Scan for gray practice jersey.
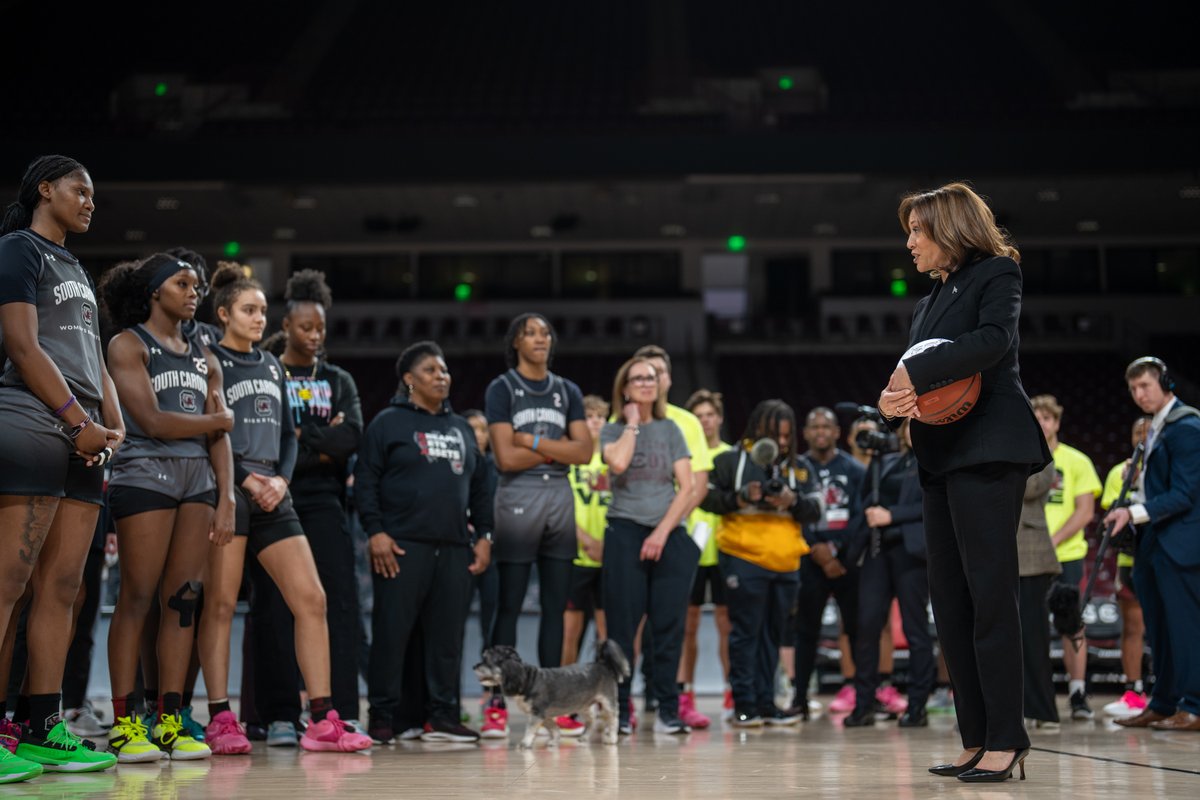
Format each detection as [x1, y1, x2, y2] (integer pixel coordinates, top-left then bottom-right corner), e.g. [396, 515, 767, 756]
[211, 342, 288, 476]
[485, 369, 582, 481]
[0, 230, 104, 403]
[115, 325, 211, 461]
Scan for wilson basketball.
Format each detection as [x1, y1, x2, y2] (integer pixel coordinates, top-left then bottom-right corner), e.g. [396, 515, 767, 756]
[916, 374, 981, 425]
[900, 338, 981, 425]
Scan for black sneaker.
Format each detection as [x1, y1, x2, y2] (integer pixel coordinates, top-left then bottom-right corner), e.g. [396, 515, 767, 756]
[651, 714, 690, 735]
[762, 706, 802, 726]
[898, 708, 928, 728]
[420, 718, 480, 743]
[730, 708, 763, 728]
[245, 723, 268, 742]
[1070, 690, 1094, 720]
[368, 715, 395, 745]
[842, 706, 875, 727]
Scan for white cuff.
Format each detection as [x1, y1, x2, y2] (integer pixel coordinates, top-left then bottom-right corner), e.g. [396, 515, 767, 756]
[1129, 503, 1150, 525]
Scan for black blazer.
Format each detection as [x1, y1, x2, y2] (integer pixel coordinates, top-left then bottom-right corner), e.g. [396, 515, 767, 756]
[898, 255, 1051, 477]
[843, 451, 925, 564]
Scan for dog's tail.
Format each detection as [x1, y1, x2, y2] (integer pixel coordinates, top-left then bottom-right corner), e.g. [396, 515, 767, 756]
[596, 640, 631, 681]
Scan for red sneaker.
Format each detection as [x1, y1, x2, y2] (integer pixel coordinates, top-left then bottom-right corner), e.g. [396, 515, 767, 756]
[722, 688, 734, 722]
[556, 715, 586, 737]
[480, 707, 508, 739]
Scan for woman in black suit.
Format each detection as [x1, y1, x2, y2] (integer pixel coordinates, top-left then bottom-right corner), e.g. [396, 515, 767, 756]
[878, 183, 1051, 783]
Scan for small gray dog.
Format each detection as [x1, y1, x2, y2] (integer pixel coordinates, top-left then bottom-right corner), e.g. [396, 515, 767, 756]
[474, 640, 630, 748]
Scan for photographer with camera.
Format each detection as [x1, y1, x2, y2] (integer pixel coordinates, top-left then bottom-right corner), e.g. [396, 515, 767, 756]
[842, 419, 935, 728]
[791, 407, 865, 716]
[702, 400, 823, 726]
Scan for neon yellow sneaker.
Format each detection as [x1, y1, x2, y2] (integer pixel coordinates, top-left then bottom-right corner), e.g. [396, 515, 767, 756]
[106, 715, 163, 763]
[17, 722, 117, 772]
[152, 713, 212, 760]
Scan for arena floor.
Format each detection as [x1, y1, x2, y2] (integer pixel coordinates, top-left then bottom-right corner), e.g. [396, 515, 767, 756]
[8, 695, 1199, 798]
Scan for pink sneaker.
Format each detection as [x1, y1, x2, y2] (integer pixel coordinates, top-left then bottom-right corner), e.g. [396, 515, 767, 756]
[204, 711, 253, 755]
[0, 719, 21, 754]
[1103, 691, 1148, 719]
[479, 707, 508, 739]
[555, 715, 586, 737]
[828, 684, 857, 713]
[876, 685, 908, 716]
[678, 692, 711, 729]
[722, 688, 734, 722]
[301, 710, 372, 752]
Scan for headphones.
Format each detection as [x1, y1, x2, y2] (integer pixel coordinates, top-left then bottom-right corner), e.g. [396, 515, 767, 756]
[1127, 356, 1175, 393]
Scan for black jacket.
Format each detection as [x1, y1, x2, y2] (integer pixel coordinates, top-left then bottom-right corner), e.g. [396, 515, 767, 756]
[899, 255, 1052, 476]
[844, 451, 925, 565]
[701, 447, 824, 524]
[289, 361, 363, 499]
[354, 396, 494, 547]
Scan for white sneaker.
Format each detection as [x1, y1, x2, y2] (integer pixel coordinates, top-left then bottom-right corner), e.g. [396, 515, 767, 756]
[1103, 691, 1148, 719]
[64, 704, 109, 738]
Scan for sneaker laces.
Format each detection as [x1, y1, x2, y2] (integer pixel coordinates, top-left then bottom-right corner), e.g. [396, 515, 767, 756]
[46, 722, 95, 751]
[157, 714, 185, 747]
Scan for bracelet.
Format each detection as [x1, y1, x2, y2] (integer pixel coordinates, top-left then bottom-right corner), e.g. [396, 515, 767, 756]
[54, 395, 77, 418]
[532, 434, 541, 452]
[628, 425, 640, 436]
[67, 416, 91, 441]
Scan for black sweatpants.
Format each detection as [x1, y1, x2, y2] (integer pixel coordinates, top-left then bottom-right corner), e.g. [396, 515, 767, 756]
[853, 541, 934, 711]
[251, 493, 363, 722]
[720, 553, 799, 714]
[368, 539, 472, 725]
[794, 553, 858, 699]
[493, 558, 571, 667]
[601, 518, 698, 724]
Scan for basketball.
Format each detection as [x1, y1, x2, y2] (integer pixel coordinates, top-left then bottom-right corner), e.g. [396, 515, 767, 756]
[900, 338, 981, 425]
[916, 373, 981, 425]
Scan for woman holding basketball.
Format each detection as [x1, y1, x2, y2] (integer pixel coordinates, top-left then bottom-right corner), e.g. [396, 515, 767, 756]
[878, 183, 1050, 783]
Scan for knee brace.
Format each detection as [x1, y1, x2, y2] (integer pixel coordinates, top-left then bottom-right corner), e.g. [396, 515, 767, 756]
[167, 581, 203, 628]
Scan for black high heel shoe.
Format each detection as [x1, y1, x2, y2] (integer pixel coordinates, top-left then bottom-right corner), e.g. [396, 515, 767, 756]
[957, 748, 1030, 782]
[928, 748, 984, 777]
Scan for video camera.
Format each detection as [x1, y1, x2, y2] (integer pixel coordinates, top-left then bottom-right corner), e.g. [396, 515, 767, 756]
[748, 437, 787, 497]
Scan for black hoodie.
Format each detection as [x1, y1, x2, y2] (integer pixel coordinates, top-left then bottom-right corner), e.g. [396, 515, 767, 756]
[354, 395, 494, 547]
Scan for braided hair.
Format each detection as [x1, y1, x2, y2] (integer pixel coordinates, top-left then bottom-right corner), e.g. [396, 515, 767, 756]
[1, 155, 88, 235]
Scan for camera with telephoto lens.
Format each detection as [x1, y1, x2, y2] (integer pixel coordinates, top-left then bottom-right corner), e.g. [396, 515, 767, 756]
[763, 468, 786, 497]
[855, 427, 899, 455]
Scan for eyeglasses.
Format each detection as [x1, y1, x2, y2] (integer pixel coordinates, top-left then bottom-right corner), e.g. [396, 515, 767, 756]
[627, 375, 657, 385]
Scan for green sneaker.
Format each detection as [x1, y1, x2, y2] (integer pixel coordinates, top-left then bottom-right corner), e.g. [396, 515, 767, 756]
[107, 715, 164, 763]
[152, 713, 211, 760]
[0, 746, 43, 784]
[15, 722, 117, 772]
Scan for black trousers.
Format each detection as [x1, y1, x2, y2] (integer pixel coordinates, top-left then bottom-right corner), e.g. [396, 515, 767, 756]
[472, 562, 499, 654]
[1018, 573, 1058, 723]
[368, 539, 472, 724]
[923, 462, 1030, 752]
[493, 558, 572, 668]
[250, 493, 363, 722]
[794, 554, 858, 698]
[853, 540, 935, 711]
[601, 518, 697, 723]
[720, 553, 799, 713]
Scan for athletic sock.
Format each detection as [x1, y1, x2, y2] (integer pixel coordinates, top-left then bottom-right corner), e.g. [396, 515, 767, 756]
[29, 694, 61, 736]
[1130, 680, 1144, 694]
[161, 692, 183, 718]
[309, 697, 333, 723]
[182, 690, 194, 708]
[1069, 679, 1086, 696]
[112, 693, 137, 720]
[208, 699, 231, 719]
[14, 696, 30, 724]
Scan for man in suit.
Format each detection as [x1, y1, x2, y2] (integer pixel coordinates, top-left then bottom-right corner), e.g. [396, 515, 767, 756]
[1106, 357, 1200, 731]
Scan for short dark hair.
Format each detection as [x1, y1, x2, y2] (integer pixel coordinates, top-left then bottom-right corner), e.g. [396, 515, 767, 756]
[462, 408, 486, 422]
[396, 340, 444, 393]
[686, 388, 723, 417]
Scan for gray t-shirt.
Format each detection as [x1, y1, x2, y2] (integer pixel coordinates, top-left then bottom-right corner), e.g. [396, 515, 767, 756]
[600, 418, 690, 528]
[0, 230, 104, 403]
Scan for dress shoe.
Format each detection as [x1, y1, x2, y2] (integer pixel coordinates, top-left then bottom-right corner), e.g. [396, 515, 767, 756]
[1149, 711, 1200, 731]
[1114, 708, 1171, 728]
[898, 708, 927, 728]
[958, 748, 1029, 783]
[928, 748, 984, 777]
[842, 706, 875, 728]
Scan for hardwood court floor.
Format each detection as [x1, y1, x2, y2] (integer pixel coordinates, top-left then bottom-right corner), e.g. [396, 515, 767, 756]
[8, 696, 1199, 799]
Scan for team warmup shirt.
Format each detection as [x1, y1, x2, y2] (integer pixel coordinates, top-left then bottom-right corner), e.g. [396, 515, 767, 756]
[210, 342, 296, 482]
[0, 229, 104, 403]
[115, 324, 210, 460]
[183, 318, 224, 349]
[484, 368, 585, 480]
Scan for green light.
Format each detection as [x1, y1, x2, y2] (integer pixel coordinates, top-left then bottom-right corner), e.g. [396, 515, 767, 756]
[727, 235, 746, 252]
[155, 82, 168, 97]
[778, 76, 794, 91]
[223, 241, 241, 258]
[454, 283, 472, 302]
[890, 279, 908, 297]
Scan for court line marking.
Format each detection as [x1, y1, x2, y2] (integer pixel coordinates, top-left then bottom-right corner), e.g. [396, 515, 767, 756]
[1032, 746, 1200, 776]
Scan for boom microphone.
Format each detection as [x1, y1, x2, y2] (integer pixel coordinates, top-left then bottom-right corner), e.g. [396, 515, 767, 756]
[835, 402, 883, 419]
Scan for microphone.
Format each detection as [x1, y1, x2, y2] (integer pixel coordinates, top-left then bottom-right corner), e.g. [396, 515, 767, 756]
[835, 402, 883, 418]
[749, 437, 779, 468]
